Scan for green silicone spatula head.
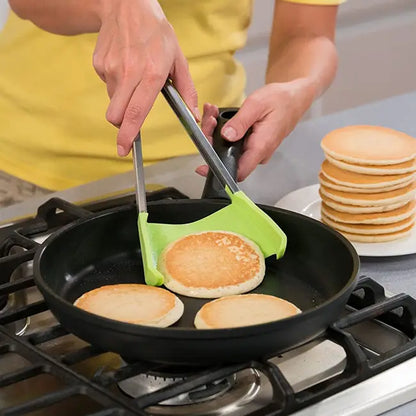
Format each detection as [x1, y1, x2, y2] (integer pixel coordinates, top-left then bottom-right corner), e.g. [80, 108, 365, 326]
[134, 81, 287, 286]
[138, 187, 286, 286]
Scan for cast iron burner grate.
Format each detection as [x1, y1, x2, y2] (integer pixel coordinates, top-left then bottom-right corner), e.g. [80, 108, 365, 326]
[0, 188, 188, 310]
[0, 196, 416, 416]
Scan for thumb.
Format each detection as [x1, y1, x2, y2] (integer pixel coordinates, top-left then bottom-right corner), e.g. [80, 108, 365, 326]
[221, 96, 264, 142]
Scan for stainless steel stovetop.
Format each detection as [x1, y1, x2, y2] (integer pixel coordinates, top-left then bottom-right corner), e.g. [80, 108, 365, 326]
[1, 190, 416, 416]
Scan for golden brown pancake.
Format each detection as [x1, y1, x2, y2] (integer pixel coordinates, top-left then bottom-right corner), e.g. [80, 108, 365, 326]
[158, 231, 265, 298]
[320, 159, 414, 188]
[321, 213, 415, 235]
[319, 182, 416, 207]
[325, 154, 416, 175]
[321, 200, 416, 225]
[74, 284, 183, 327]
[319, 173, 413, 194]
[318, 126, 416, 243]
[194, 294, 301, 329]
[336, 224, 414, 243]
[321, 126, 416, 165]
[320, 191, 409, 213]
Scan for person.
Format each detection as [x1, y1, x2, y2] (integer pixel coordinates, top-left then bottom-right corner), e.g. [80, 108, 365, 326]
[0, 0, 342, 207]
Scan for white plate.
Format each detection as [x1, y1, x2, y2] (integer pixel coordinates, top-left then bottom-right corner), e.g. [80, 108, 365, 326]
[275, 184, 416, 257]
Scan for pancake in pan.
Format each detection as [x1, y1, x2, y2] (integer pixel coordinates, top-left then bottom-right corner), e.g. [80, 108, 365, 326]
[158, 231, 265, 299]
[74, 284, 184, 327]
[194, 294, 301, 329]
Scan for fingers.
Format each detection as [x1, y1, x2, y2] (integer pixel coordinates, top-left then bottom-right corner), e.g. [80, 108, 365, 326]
[195, 165, 209, 177]
[92, 41, 107, 84]
[171, 50, 200, 121]
[201, 103, 219, 141]
[236, 121, 284, 181]
[116, 75, 164, 156]
[91, 4, 197, 157]
[202, 103, 219, 120]
[105, 79, 137, 128]
[93, 33, 143, 129]
[196, 104, 218, 177]
[237, 147, 267, 182]
[200, 98, 278, 181]
[221, 95, 266, 142]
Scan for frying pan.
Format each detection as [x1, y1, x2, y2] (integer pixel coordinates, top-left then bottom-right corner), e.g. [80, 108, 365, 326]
[33, 111, 359, 366]
[133, 82, 287, 287]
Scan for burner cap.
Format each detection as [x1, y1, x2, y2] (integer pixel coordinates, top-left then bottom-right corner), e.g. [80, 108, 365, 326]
[118, 366, 261, 415]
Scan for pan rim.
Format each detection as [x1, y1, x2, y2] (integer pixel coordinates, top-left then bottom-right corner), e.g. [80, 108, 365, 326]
[33, 200, 360, 339]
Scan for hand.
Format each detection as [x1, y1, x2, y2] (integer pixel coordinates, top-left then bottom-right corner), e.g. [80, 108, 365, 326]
[197, 79, 314, 181]
[93, 0, 199, 156]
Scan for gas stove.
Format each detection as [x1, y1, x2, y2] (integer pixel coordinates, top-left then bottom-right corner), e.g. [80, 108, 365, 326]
[1, 191, 416, 416]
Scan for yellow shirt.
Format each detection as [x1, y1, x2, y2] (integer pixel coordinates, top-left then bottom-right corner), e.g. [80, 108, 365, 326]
[0, 0, 343, 190]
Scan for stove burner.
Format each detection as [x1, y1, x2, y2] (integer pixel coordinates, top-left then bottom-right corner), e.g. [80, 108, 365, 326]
[119, 371, 234, 405]
[118, 367, 261, 415]
[2, 196, 416, 416]
[0, 246, 31, 336]
[1, 291, 30, 336]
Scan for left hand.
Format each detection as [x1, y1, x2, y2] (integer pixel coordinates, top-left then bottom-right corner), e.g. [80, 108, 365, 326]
[197, 78, 315, 181]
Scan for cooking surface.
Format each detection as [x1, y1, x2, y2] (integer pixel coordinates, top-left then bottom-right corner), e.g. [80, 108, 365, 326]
[1, 91, 416, 415]
[2, 262, 416, 416]
[0, 201, 415, 416]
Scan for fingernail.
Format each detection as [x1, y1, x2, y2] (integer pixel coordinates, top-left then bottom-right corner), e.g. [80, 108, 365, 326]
[222, 126, 237, 141]
[117, 145, 127, 157]
[194, 107, 201, 122]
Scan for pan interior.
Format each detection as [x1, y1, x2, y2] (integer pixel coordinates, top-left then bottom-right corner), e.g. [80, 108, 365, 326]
[59, 251, 326, 329]
[37, 202, 356, 329]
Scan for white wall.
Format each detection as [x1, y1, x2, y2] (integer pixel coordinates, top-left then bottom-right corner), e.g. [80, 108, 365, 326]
[235, 0, 416, 117]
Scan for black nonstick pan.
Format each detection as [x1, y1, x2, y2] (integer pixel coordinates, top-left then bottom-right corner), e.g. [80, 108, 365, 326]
[33, 110, 359, 366]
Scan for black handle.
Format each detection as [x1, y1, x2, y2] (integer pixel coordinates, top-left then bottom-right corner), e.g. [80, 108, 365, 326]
[162, 82, 240, 194]
[202, 108, 245, 199]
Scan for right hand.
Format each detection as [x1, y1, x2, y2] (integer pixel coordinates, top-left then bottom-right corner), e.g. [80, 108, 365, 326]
[93, 0, 199, 156]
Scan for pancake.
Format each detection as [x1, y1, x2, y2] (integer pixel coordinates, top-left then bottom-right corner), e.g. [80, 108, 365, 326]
[74, 284, 184, 327]
[320, 191, 409, 213]
[194, 294, 301, 329]
[321, 200, 416, 225]
[321, 213, 415, 235]
[319, 182, 416, 207]
[325, 154, 416, 175]
[319, 173, 414, 194]
[320, 159, 414, 188]
[158, 231, 266, 298]
[321, 126, 416, 165]
[337, 224, 414, 243]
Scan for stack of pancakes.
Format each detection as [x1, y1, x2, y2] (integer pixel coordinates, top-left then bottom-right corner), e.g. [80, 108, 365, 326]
[319, 126, 416, 242]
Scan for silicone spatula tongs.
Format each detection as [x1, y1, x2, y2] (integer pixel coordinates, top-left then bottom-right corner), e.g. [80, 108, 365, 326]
[132, 80, 287, 286]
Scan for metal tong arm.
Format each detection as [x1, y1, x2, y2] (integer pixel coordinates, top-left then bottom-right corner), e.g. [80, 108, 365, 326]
[132, 132, 148, 214]
[162, 80, 240, 194]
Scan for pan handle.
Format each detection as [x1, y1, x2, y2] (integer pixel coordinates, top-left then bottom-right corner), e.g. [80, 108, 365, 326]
[162, 81, 240, 195]
[201, 108, 246, 199]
